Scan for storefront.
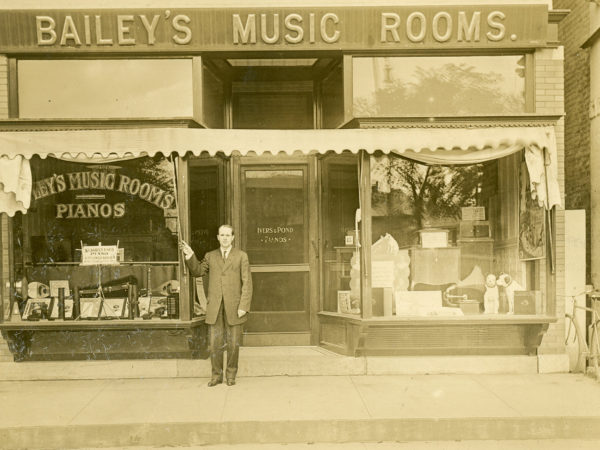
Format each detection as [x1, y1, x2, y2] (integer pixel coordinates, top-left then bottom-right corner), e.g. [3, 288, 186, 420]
[0, 1, 568, 361]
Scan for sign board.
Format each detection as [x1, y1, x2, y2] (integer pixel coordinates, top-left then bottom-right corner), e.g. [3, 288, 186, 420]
[371, 260, 394, 288]
[0, 5, 548, 53]
[80, 244, 120, 266]
[461, 206, 486, 221]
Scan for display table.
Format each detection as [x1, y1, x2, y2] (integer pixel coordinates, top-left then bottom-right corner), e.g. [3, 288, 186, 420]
[0, 317, 208, 361]
[318, 311, 556, 357]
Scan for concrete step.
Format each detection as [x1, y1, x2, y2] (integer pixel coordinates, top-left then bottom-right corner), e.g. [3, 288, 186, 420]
[4, 416, 600, 450]
[2, 374, 600, 450]
[0, 338, 13, 361]
[78, 441, 600, 450]
[0, 346, 546, 381]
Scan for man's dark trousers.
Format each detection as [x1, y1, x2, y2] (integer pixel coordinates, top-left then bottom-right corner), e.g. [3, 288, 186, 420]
[210, 301, 242, 381]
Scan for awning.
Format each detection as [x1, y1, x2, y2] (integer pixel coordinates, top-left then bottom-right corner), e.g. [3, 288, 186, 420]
[0, 126, 561, 216]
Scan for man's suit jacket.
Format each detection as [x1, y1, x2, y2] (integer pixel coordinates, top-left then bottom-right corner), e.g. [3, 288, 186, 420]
[186, 248, 252, 326]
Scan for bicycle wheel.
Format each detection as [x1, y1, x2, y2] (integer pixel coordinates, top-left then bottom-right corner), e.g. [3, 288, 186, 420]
[566, 313, 586, 373]
[589, 321, 600, 381]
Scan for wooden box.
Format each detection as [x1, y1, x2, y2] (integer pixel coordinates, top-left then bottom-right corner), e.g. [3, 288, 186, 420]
[459, 221, 491, 239]
[458, 299, 481, 315]
[514, 291, 540, 315]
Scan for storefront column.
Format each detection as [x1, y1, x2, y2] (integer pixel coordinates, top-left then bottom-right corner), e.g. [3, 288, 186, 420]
[590, 7, 600, 288]
[359, 151, 372, 318]
[177, 156, 192, 321]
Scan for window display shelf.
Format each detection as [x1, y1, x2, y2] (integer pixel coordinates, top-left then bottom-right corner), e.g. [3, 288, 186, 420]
[319, 311, 557, 325]
[0, 316, 205, 331]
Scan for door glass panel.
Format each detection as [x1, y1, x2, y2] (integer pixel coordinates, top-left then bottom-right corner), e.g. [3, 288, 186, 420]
[189, 165, 221, 258]
[243, 169, 306, 265]
[252, 272, 308, 311]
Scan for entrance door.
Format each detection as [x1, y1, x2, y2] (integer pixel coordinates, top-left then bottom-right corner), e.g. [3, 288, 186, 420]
[235, 157, 316, 345]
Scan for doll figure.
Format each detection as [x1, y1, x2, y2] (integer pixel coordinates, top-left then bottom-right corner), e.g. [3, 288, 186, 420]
[496, 273, 524, 315]
[484, 273, 499, 314]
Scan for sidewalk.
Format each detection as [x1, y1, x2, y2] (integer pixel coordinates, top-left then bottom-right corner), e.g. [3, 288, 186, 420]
[2, 372, 600, 449]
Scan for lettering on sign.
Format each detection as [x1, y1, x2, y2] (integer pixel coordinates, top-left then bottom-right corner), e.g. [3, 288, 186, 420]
[10, 5, 546, 51]
[380, 10, 508, 43]
[56, 202, 125, 219]
[36, 12, 192, 46]
[32, 170, 175, 219]
[232, 13, 340, 45]
[256, 226, 295, 244]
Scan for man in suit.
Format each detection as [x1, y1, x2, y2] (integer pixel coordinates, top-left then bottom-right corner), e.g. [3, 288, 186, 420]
[180, 224, 252, 386]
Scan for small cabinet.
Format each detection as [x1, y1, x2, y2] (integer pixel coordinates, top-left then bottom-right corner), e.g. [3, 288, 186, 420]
[457, 238, 494, 279]
[409, 247, 461, 287]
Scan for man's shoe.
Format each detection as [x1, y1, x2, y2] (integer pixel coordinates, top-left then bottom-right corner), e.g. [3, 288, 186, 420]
[208, 378, 222, 387]
[226, 379, 236, 386]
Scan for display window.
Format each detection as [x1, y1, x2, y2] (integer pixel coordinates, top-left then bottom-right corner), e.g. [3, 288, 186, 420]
[348, 151, 545, 318]
[320, 154, 360, 314]
[11, 155, 181, 322]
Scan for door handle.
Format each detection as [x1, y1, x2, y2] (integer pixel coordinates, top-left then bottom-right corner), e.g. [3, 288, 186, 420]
[311, 240, 319, 259]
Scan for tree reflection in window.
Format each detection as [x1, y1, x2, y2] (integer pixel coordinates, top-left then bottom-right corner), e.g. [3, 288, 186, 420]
[354, 56, 526, 116]
[371, 154, 484, 247]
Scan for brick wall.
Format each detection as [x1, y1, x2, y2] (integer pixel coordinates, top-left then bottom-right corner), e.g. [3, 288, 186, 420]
[534, 45, 567, 353]
[555, 0, 591, 282]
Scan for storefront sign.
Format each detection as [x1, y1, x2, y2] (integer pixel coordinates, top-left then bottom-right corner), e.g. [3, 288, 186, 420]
[32, 170, 175, 219]
[32, 171, 175, 219]
[256, 226, 295, 244]
[0, 5, 548, 53]
[80, 244, 119, 266]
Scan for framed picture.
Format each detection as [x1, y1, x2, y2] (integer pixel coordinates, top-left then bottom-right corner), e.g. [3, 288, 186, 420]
[138, 296, 168, 318]
[519, 161, 546, 261]
[99, 298, 126, 318]
[22, 299, 50, 320]
[22, 298, 74, 320]
[80, 297, 102, 319]
[49, 280, 70, 297]
[337, 290, 352, 314]
[63, 299, 74, 319]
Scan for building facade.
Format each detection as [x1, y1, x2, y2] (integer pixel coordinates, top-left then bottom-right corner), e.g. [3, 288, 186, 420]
[0, 1, 570, 370]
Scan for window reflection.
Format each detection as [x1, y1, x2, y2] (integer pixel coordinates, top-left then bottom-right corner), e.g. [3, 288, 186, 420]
[353, 56, 526, 116]
[369, 153, 504, 318]
[27, 155, 179, 263]
[18, 59, 193, 119]
[371, 154, 485, 247]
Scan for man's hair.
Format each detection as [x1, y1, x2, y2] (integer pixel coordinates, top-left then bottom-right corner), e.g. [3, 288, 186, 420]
[218, 224, 234, 235]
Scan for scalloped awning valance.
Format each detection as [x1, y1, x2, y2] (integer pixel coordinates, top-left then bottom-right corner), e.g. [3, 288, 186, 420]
[0, 126, 561, 216]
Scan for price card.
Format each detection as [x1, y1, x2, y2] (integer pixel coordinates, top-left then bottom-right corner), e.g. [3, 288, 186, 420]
[80, 245, 119, 266]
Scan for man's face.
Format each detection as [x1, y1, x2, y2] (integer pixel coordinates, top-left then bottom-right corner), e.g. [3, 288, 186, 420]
[217, 226, 234, 249]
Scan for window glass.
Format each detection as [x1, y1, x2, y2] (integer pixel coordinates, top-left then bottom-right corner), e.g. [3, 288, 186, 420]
[18, 59, 193, 118]
[368, 153, 507, 317]
[242, 169, 306, 265]
[320, 156, 360, 313]
[321, 62, 344, 129]
[353, 56, 526, 116]
[27, 155, 179, 263]
[202, 65, 225, 128]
